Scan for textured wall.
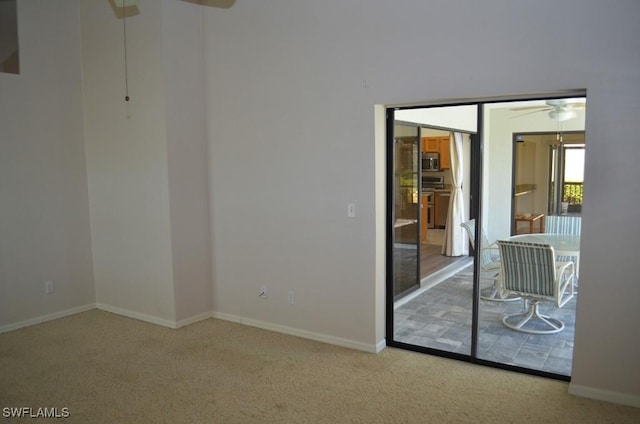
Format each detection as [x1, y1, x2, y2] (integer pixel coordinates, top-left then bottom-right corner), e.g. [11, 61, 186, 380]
[202, 0, 640, 401]
[0, 0, 95, 326]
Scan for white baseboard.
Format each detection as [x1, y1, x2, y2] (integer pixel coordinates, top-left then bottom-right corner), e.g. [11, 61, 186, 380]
[0, 303, 96, 334]
[1, 306, 383, 356]
[96, 303, 177, 329]
[375, 339, 387, 353]
[212, 311, 381, 353]
[175, 311, 213, 328]
[569, 383, 640, 408]
[95, 304, 211, 329]
[0, 302, 215, 333]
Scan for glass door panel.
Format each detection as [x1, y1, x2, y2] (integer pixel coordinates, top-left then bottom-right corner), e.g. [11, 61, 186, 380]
[389, 106, 477, 356]
[391, 124, 421, 300]
[477, 98, 585, 378]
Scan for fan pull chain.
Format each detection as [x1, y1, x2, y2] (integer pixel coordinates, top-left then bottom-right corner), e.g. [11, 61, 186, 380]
[123, 2, 130, 102]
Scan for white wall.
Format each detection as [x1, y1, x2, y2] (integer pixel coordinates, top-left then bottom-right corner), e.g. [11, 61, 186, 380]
[80, 0, 212, 325]
[81, 0, 175, 323]
[162, 0, 213, 323]
[201, 0, 640, 403]
[0, 0, 212, 330]
[204, 1, 379, 346]
[0, 0, 95, 327]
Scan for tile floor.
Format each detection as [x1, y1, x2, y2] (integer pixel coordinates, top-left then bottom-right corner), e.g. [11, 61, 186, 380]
[394, 263, 577, 376]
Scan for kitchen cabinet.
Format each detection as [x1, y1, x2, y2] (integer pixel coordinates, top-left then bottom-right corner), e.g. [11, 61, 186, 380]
[421, 136, 450, 170]
[422, 137, 440, 153]
[439, 139, 450, 170]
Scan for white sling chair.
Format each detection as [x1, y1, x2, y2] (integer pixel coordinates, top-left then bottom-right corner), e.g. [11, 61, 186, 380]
[497, 240, 575, 334]
[461, 219, 519, 302]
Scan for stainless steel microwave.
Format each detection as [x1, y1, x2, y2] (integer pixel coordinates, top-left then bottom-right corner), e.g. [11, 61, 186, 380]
[422, 152, 440, 171]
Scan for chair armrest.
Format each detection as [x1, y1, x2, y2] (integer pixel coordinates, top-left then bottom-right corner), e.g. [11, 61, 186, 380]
[555, 261, 575, 307]
[555, 260, 574, 278]
[481, 246, 500, 263]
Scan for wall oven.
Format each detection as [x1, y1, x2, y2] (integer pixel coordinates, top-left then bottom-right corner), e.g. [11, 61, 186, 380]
[422, 175, 444, 229]
[424, 191, 435, 229]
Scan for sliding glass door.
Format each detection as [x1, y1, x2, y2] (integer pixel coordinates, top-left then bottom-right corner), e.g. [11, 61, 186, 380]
[387, 93, 586, 380]
[476, 99, 584, 377]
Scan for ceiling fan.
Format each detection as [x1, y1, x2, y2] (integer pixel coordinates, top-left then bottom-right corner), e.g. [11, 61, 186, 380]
[510, 99, 586, 121]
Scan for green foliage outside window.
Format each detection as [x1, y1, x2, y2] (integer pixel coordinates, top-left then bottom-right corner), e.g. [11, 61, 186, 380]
[563, 183, 583, 205]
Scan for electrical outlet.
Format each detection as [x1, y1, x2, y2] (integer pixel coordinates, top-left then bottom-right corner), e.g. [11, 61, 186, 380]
[287, 291, 295, 305]
[45, 281, 54, 294]
[347, 202, 356, 218]
[259, 285, 267, 299]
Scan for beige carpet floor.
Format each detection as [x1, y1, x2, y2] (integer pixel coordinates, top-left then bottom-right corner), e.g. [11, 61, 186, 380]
[1, 309, 639, 423]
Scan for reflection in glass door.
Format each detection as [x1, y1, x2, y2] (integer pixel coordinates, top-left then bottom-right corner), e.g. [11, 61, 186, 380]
[388, 106, 477, 358]
[391, 123, 421, 300]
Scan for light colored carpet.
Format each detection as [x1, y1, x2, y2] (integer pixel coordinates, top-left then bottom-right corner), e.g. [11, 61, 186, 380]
[1, 310, 638, 423]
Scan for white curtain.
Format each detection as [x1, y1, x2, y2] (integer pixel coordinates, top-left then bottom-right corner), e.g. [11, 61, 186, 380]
[441, 132, 467, 256]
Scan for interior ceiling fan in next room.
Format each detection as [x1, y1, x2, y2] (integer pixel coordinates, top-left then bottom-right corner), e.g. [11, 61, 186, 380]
[510, 98, 586, 122]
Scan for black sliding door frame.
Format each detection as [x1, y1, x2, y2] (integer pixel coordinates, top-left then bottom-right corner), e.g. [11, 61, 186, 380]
[385, 92, 585, 382]
[385, 102, 481, 364]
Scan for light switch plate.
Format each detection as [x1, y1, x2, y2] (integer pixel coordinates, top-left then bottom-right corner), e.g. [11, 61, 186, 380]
[347, 203, 356, 218]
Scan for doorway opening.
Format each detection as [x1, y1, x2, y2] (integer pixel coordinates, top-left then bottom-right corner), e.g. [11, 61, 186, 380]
[386, 92, 586, 380]
[513, 131, 585, 236]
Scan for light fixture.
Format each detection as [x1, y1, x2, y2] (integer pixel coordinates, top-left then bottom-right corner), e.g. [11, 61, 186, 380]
[548, 109, 576, 122]
[112, 0, 139, 102]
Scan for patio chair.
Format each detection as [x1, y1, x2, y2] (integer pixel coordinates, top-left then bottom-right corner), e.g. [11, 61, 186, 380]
[497, 240, 575, 334]
[545, 214, 581, 283]
[461, 220, 519, 302]
[544, 215, 581, 235]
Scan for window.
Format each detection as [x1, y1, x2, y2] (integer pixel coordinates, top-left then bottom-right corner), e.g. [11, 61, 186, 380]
[0, 0, 19, 74]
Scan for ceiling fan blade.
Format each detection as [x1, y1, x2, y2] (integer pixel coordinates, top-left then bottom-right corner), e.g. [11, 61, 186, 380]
[509, 105, 549, 111]
[510, 109, 548, 119]
[546, 99, 586, 108]
[565, 102, 586, 109]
